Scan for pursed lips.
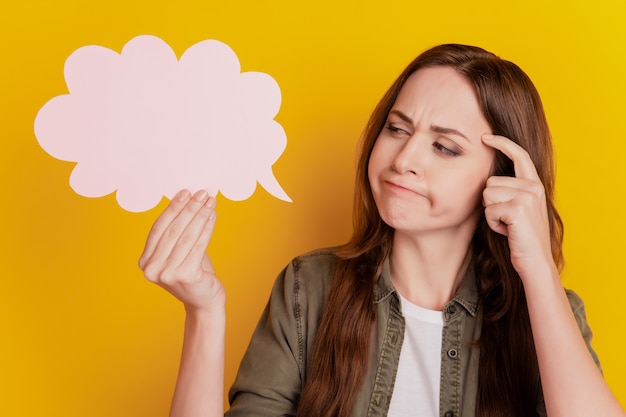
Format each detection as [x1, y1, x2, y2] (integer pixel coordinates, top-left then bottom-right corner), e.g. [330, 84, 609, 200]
[383, 180, 428, 199]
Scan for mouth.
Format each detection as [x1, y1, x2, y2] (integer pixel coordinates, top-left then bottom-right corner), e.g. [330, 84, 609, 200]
[384, 180, 427, 198]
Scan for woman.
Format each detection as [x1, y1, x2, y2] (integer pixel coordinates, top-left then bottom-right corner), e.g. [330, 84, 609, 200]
[139, 44, 624, 417]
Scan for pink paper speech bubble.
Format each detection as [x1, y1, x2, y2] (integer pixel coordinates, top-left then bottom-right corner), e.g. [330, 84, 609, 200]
[34, 35, 291, 212]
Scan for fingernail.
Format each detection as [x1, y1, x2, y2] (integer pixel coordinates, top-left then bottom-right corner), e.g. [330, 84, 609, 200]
[177, 190, 191, 201]
[205, 196, 216, 208]
[193, 190, 208, 201]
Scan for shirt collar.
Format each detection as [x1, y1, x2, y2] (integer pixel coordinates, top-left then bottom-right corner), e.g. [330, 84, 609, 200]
[374, 256, 480, 317]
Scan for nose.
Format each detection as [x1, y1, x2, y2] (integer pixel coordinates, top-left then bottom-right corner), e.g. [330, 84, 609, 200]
[391, 135, 426, 177]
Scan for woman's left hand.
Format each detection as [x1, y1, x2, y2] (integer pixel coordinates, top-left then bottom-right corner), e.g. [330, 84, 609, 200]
[481, 134, 557, 282]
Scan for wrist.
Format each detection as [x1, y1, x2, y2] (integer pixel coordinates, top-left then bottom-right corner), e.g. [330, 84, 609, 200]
[185, 302, 226, 324]
[520, 261, 563, 300]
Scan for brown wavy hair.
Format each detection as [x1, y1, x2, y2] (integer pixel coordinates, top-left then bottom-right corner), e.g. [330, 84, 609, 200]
[296, 44, 563, 417]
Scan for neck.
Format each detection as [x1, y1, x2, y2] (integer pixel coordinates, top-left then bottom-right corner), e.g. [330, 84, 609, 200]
[389, 229, 474, 311]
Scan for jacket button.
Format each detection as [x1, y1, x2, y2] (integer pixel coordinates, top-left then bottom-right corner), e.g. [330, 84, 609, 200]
[447, 305, 456, 314]
[444, 411, 454, 417]
[447, 348, 458, 359]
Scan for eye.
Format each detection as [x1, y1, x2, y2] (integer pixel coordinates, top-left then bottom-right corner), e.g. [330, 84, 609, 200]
[385, 124, 410, 137]
[433, 142, 459, 157]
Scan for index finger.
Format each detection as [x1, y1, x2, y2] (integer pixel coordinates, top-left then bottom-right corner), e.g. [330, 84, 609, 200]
[481, 134, 540, 180]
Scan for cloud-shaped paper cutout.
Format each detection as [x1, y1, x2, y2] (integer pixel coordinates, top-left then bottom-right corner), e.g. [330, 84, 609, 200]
[34, 35, 291, 212]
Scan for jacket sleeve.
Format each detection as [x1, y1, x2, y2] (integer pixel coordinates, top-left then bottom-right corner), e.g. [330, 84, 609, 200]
[535, 289, 602, 416]
[226, 260, 304, 417]
[226, 250, 336, 416]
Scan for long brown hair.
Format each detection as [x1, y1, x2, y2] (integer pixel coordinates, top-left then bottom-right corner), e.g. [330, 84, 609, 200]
[296, 44, 563, 417]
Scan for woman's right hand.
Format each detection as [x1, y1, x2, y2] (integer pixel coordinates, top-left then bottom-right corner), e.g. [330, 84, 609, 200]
[139, 189, 224, 313]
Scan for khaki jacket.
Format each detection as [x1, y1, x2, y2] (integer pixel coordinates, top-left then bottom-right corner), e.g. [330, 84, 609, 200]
[227, 248, 600, 416]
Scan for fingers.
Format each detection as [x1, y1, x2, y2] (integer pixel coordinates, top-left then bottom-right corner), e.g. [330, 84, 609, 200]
[484, 201, 511, 236]
[165, 195, 216, 266]
[481, 134, 539, 180]
[139, 190, 216, 274]
[150, 190, 215, 267]
[482, 178, 545, 207]
[175, 206, 217, 273]
[481, 135, 556, 279]
[139, 189, 192, 268]
[155, 214, 218, 289]
[483, 186, 542, 232]
[480, 135, 547, 237]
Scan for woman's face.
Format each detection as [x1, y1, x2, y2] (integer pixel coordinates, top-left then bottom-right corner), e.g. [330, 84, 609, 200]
[368, 66, 496, 238]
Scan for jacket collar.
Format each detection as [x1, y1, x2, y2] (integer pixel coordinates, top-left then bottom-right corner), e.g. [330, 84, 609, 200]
[374, 256, 480, 317]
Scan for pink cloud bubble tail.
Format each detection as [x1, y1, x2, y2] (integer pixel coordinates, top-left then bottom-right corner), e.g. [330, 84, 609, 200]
[34, 35, 291, 212]
[259, 168, 292, 203]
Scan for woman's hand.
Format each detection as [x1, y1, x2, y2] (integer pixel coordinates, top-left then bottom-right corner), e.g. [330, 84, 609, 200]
[481, 134, 556, 282]
[138, 189, 224, 313]
[482, 135, 625, 417]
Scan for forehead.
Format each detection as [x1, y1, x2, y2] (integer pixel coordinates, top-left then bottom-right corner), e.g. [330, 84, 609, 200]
[391, 66, 491, 139]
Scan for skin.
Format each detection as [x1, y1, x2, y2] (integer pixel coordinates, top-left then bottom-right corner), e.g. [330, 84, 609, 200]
[139, 190, 224, 417]
[368, 67, 496, 309]
[481, 134, 623, 417]
[139, 66, 625, 417]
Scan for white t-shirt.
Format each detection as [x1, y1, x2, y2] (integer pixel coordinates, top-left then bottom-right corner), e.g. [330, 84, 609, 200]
[387, 294, 444, 417]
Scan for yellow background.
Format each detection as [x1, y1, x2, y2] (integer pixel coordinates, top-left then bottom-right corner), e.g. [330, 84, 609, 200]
[1, 0, 625, 415]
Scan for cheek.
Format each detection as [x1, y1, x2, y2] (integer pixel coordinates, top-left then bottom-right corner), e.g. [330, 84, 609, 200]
[465, 150, 495, 188]
[437, 165, 489, 206]
[461, 169, 490, 206]
[367, 157, 375, 189]
[483, 148, 498, 176]
[367, 141, 384, 180]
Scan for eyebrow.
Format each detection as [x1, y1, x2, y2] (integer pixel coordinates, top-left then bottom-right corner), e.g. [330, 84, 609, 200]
[388, 109, 470, 142]
[430, 125, 470, 142]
